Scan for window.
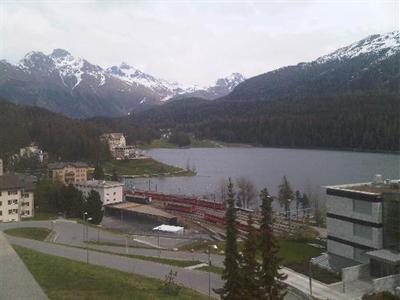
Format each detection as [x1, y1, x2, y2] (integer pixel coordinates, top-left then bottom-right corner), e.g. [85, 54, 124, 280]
[0, 211, 2, 216]
[8, 191, 18, 195]
[0, 201, 2, 206]
[353, 199, 372, 215]
[354, 223, 372, 240]
[22, 192, 29, 198]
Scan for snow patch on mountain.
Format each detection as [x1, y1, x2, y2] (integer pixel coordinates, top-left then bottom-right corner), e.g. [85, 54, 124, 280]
[317, 31, 400, 63]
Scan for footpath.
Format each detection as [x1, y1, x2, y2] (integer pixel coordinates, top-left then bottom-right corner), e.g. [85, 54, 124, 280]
[0, 232, 48, 300]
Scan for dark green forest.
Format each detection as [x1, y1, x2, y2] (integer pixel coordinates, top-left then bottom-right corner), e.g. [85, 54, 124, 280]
[0, 99, 158, 163]
[134, 90, 400, 152]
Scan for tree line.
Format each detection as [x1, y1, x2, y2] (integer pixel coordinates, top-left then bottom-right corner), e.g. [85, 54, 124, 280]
[34, 178, 103, 224]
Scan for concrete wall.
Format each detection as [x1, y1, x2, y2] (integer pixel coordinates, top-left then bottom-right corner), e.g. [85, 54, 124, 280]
[326, 194, 382, 223]
[328, 239, 354, 261]
[342, 264, 370, 282]
[373, 274, 400, 293]
[327, 217, 383, 249]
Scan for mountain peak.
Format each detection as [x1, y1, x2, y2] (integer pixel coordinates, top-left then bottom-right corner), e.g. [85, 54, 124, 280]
[50, 49, 71, 58]
[316, 31, 400, 63]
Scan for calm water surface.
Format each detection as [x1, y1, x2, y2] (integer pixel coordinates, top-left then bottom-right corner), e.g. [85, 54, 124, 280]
[125, 147, 399, 206]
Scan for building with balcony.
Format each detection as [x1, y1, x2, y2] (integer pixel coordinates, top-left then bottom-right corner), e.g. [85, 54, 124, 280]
[325, 176, 400, 278]
[48, 162, 88, 185]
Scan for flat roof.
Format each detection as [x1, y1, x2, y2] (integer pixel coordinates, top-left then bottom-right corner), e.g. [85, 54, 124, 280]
[366, 249, 400, 265]
[109, 202, 175, 219]
[326, 180, 400, 195]
[76, 180, 123, 189]
[153, 224, 184, 233]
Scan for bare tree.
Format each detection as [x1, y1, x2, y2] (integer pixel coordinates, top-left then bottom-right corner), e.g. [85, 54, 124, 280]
[236, 177, 257, 209]
[216, 178, 229, 205]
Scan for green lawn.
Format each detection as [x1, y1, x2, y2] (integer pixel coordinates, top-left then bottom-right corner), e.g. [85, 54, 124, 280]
[13, 245, 208, 300]
[198, 265, 224, 274]
[22, 212, 58, 221]
[181, 239, 339, 283]
[4, 227, 52, 241]
[85, 240, 156, 249]
[103, 158, 194, 176]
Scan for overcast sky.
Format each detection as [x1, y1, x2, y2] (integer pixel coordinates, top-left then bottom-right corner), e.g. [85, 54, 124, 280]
[0, 0, 398, 86]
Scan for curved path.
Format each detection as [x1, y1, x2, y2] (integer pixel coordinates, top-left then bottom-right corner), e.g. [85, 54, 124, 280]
[1, 220, 348, 299]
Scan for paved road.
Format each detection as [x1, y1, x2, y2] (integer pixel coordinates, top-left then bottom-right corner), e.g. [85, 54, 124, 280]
[0, 232, 48, 300]
[1, 220, 346, 299]
[8, 235, 224, 298]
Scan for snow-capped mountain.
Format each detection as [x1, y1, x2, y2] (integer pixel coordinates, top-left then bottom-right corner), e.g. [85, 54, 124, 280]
[0, 49, 244, 116]
[171, 72, 246, 100]
[226, 31, 400, 102]
[316, 31, 400, 64]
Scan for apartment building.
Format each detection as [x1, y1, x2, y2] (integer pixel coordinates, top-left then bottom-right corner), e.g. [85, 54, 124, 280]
[75, 180, 123, 205]
[48, 162, 88, 185]
[0, 173, 35, 222]
[326, 176, 400, 277]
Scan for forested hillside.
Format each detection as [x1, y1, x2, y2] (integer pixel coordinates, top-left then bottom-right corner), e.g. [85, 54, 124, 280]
[134, 90, 399, 152]
[0, 99, 158, 162]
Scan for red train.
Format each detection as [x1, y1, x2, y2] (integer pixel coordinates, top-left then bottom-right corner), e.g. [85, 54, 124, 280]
[203, 212, 248, 231]
[126, 190, 225, 210]
[165, 203, 196, 214]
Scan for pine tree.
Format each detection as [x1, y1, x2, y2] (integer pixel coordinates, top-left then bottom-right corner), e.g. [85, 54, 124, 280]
[278, 176, 294, 218]
[218, 178, 243, 300]
[85, 190, 103, 224]
[259, 188, 287, 300]
[240, 213, 262, 299]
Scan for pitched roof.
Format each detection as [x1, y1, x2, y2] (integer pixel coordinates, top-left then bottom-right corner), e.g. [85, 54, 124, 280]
[48, 162, 88, 170]
[0, 173, 35, 191]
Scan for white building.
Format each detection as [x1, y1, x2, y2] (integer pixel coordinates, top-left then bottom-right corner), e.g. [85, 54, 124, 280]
[75, 180, 123, 206]
[19, 143, 47, 163]
[0, 163, 35, 222]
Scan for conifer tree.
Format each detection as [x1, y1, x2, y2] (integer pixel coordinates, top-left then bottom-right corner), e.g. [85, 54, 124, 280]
[278, 176, 294, 218]
[85, 190, 103, 225]
[218, 178, 242, 300]
[259, 188, 287, 300]
[240, 213, 262, 299]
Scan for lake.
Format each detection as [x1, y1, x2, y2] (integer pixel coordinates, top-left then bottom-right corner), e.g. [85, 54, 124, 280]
[125, 147, 400, 208]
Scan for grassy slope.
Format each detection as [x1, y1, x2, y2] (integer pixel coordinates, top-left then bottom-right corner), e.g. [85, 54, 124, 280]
[22, 212, 58, 221]
[4, 227, 52, 241]
[103, 158, 194, 176]
[14, 245, 208, 300]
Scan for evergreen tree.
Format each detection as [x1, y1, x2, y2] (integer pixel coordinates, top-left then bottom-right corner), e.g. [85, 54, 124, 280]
[85, 190, 103, 224]
[295, 190, 301, 219]
[278, 176, 294, 218]
[301, 193, 310, 217]
[259, 188, 287, 299]
[93, 163, 105, 180]
[111, 168, 119, 181]
[218, 178, 242, 300]
[240, 213, 262, 299]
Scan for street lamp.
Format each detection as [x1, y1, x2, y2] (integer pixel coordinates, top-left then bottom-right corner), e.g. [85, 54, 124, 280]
[82, 212, 88, 241]
[309, 257, 315, 296]
[86, 217, 93, 264]
[208, 244, 218, 299]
